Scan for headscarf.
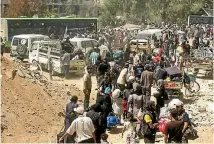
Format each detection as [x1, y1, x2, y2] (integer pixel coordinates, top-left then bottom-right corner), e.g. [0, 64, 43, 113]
[112, 89, 121, 99]
[128, 76, 135, 82]
[144, 64, 150, 71]
[90, 103, 102, 113]
[145, 100, 156, 111]
[133, 83, 142, 95]
[105, 87, 111, 94]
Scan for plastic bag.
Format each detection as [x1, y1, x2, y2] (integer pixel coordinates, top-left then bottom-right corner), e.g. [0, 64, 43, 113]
[112, 102, 121, 115]
[159, 106, 170, 119]
[158, 120, 167, 134]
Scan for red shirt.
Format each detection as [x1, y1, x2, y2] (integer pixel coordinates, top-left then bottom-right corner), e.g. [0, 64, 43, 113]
[122, 100, 128, 111]
[155, 55, 161, 62]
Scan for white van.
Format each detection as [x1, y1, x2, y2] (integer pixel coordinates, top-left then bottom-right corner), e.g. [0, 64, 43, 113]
[10, 34, 50, 60]
[129, 29, 162, 53]
[130, 29, 162, 44]
[69, 38, 99, 54]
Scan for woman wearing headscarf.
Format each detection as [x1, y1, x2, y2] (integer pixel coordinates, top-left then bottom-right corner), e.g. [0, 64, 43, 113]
[96, 87, 111, 106]
[100, 90, 113, 130]
[86, 103, 104, 143]
[112, 89, 123, 123]
[128, 83, 143, 117]
[153, 79, 168, 120]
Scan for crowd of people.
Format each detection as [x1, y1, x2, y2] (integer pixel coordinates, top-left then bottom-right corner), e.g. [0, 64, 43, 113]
[56, 23, 213, 144]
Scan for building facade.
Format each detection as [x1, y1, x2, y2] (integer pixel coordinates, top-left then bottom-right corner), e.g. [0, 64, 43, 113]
[1, 0, 10, 17]
[46, 0, 101, 17]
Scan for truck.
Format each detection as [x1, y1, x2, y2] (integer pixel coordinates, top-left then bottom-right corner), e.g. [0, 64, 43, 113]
[29, 40, 85, 75]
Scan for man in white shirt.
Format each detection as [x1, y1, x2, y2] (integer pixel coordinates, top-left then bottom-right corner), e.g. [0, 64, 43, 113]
[59, 106, 96, 143]
[117, 65, 128, 91]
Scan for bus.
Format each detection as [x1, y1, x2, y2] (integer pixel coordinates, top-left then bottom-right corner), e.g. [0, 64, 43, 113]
[0, 18, 98, 41]
[187, 15, 213, 26]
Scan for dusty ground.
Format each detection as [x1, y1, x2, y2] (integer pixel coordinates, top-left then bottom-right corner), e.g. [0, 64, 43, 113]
[1, 54, 214, 143]
[1, 57, 84, 143]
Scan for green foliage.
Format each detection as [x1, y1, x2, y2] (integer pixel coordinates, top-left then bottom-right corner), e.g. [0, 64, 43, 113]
[99, 0, 209, 27]
[99, 0, 123, 27]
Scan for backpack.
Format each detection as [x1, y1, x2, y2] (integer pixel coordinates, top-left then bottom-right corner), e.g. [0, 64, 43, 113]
[140, 111, 156, 136]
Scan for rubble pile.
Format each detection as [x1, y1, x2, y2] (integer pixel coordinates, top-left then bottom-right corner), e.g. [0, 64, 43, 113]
[43, 83, 82, 101]
[12, 60, 84, 102]
[12, 60, 47, 84]
[185, 95, 213, 126]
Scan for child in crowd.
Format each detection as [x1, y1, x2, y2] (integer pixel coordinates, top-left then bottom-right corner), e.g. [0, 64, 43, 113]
[122, 113, 139, 144]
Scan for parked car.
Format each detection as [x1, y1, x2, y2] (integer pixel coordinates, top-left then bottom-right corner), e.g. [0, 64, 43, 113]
[129, 29, 162, 54]
[10, 34, 50, 60]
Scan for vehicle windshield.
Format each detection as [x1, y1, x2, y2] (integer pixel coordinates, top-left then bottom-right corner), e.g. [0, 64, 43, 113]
[31, 37, 50, 44]
[12, 38, 29, 46]
[135, 33, 151, 39]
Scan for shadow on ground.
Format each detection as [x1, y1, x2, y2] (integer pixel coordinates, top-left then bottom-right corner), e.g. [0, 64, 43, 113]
[108, 127, 123, 134]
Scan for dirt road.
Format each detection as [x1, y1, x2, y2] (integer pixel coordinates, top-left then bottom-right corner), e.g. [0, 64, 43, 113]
[42, 65, 214, 143]
[2, 54, 213, 143]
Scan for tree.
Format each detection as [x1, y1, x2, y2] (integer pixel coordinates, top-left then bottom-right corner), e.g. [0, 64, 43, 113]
[99, 0, 123, 27]
[3, 0, 49, 18]
[65, 0, 77, 16]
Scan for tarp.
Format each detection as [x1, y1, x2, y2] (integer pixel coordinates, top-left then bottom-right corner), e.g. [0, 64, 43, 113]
[165, 66, 182, 76]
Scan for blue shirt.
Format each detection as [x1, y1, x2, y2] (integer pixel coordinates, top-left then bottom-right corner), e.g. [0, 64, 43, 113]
[113, 50, 123, 59]
[90, 52, 99, 65]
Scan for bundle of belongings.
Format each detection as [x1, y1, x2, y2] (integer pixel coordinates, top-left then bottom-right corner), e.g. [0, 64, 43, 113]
[164, 66, 182, 81]
[107, 112, 120, 127]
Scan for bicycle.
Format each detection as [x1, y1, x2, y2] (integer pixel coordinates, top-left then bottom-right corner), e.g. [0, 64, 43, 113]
[184, 70, 200, 97]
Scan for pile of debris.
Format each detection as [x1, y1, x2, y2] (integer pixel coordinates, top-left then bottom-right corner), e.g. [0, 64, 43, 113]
[43, 83, 82, 101]
[12, 59, 47, 85]
[185, 96, 213, 126]
[11, 60, 84, 102]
